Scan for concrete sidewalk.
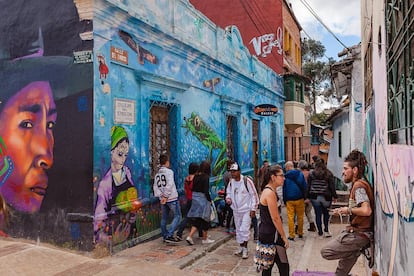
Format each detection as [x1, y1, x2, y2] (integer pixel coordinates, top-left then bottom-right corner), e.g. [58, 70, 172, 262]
[0, 226, 230, 276]
[0, 219, 368, 275]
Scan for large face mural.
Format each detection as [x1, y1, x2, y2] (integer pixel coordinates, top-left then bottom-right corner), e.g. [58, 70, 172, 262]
[0, 0, 93, 241]
[0, 81, 56, 213]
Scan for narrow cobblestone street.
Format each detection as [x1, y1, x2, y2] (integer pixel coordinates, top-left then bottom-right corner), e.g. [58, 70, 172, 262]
[0, 209, 367, 276]
[183, 209, 366, 275]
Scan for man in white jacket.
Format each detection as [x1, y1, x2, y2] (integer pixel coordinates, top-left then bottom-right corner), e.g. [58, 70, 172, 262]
[153, 154, 181, 243]
[225, 162, 259, 259]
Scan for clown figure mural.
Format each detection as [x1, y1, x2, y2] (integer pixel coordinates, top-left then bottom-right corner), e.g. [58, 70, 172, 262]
[94, 126, 141, 245]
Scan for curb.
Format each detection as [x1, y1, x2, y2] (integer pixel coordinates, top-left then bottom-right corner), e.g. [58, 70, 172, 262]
[176, 233, 233, 269]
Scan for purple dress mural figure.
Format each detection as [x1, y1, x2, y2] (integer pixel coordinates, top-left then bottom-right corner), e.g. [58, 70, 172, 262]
[94, 126, 141, 245]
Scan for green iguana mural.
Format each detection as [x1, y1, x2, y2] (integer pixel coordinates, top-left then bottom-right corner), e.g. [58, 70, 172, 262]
[182, 112, 227, 177]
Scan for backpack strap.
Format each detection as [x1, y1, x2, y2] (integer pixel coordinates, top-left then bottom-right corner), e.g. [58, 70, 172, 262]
[243, 176, 249, 193]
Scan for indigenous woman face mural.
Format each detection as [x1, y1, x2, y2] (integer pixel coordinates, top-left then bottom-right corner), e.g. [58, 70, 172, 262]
[0, 81, 56, 213]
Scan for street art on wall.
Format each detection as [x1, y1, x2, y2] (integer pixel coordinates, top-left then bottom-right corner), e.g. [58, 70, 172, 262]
[0, 138, 13, 191]
[94, 126, 142, 246]
[182, 112, 228, 178]
[0, 0, 93, 247]
[249, 27, 283, 58]
[119, 30, 157, 65]
[0, 79, 56, 214]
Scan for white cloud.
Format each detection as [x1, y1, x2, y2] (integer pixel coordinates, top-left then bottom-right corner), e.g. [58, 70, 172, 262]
[290, 0, 361, 38]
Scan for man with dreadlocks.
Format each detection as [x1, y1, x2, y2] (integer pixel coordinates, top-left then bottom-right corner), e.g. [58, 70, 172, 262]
[320, 149, 374, 276]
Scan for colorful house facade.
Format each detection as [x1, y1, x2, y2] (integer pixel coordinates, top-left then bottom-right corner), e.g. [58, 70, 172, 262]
[361, 0, 414, 274]
[0, 0, 284, 252]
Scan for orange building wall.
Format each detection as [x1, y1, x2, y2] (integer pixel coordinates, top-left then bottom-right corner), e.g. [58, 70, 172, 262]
[282, 0, 302, 74]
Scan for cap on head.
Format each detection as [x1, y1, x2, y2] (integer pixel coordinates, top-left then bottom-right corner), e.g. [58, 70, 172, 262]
[111, 126, 128, 150]
[229, 162, 240, 171]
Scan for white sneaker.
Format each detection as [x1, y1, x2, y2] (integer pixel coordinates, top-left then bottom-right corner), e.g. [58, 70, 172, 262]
[186, 236, 194, 245]
[242, 247, 249, 259]
[234, 247, 243, 256]
[324, 231, 332, 238]
[202, 238, 215, 244]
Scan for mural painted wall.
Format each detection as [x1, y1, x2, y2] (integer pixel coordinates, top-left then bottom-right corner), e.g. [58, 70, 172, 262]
[0, 0, 93, 248]
[190, 0, 284, 74]
[362, 0, 414, 274]
[93, 0, 284, 252]
[1, 0, 284, 253]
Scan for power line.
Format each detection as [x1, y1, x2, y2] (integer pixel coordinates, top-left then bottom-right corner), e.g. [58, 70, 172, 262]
[298, 0, 350, 52]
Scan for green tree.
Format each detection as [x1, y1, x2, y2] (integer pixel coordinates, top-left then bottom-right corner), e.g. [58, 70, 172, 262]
[301, 38, 335, 113]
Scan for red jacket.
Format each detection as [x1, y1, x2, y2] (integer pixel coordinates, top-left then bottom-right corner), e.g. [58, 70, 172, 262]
[184, 175, 194, 200]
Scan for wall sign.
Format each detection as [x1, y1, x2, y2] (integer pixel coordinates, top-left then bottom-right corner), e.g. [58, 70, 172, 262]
[253, 104, 278, 116]
[114, 98, 136, 124]
[110, 46, 128, 64]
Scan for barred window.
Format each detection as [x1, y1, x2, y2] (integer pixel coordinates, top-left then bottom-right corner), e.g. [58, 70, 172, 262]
[271, 122, 278, 162]
[226, 115, 238, 161]
[386, 0, 414, 145]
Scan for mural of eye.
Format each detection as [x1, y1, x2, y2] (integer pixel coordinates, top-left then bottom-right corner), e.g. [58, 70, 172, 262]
[194, 116, 201, 128]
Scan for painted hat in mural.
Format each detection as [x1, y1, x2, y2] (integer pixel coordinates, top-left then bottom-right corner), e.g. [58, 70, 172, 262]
[0, 56, 92, 111]
[229, 162, 241, 171]
[111, 126, 129, 150]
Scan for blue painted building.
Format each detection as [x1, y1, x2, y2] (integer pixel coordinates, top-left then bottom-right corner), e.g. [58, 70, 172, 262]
[93, 0, 285, 252]
[0, 0, 284, 252]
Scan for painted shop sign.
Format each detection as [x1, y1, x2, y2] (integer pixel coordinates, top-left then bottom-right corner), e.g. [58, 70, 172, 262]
[254, 104, 278, 116]
[110, 46, 128, 64]
[114, 98, 136, 125]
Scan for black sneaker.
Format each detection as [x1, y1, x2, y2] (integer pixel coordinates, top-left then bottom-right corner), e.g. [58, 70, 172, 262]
[165, 236, 179, 244]
[361, 242, 374, 268]
[288, 237, 295, 241]
[176, 235, 183, 241]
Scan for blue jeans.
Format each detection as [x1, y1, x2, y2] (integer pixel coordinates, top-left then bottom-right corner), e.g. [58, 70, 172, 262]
[160, 200, 182, 239]
[311, 196, 331, 235]
[176, 200, 190, 237]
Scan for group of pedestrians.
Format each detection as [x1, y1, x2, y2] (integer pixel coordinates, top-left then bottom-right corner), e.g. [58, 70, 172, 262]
[153, 149, 374, 276]
[282, 157, 337, 241]
[153, 155, 215, 245]
[153, 155, 260, 258]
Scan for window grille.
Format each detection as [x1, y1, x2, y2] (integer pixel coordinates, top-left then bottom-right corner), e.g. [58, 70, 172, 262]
[226, 116, 237, 160]
[386, 0, 414, 145]
[338, 131, 342, 158]
[149, 103, 173, 179]
[271, 122, 278, 162]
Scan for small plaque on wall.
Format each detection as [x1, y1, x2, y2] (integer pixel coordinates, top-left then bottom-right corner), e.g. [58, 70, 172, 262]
[73, 50, 93, 64]
[110, 46, 128, 64]
[114, 98, 136, 125]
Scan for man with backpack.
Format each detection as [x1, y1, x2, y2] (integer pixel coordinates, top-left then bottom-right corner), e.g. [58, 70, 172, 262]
[225, 162, 259, 259]
[283, 161, 307, 241]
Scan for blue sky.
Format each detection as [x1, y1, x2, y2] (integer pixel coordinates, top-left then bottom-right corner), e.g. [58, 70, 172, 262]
[290, 0, 361, 61]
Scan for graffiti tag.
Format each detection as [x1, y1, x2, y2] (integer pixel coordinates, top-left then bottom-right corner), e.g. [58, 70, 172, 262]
[249, 27, 283, 57]
[355, 102, 362, 113]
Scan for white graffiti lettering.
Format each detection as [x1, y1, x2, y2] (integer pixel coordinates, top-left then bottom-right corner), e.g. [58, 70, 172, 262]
[249, 27, 283, 57]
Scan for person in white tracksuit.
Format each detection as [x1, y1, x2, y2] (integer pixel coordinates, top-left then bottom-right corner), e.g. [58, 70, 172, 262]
[226, 162, 259, 259]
